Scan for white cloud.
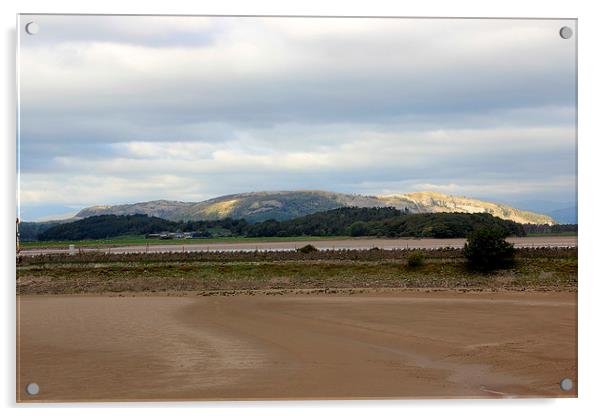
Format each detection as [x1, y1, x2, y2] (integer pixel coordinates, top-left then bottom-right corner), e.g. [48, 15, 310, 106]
[18, 124, 575, 209]
[17, 16, 577, 215]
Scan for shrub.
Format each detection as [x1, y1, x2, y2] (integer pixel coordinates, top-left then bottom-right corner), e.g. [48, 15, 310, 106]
[297, 244, 318, 254]
[407, 252, 425, 268]
[463, 227, 516, 271]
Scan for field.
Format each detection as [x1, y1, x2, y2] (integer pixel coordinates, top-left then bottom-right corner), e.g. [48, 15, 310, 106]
[20, 233, 577, 249]
[526, 231, 577, 237]
[20, 235, 352, 249]
[19, 236, 577, 258]
[17, 247, 577, 295]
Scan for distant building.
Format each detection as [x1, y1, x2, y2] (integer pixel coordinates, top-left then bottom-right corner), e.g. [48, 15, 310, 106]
[146, 231, 195, 240]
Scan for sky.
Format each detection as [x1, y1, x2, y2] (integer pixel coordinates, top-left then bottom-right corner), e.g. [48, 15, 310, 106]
[18, 15, 577, 221]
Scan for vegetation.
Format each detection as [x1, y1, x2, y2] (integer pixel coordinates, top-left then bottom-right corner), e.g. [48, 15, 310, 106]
[349, 221, 370, 237]
[246, 207, 405, 237]
[296, 244, 319, 253]
[20, 235, 351, 249]
[38, 215, 176, 241]
[463, 228, 516, 271]
[19, 220, 68, 241]
[407, 252, 425, 268]
[32, 208, 527, 242]
[18, 246, 577, 266]
[360, 212, 526, 238]
[16, 247, 577, 295]
[523, 223, 578, 235]
[245, 209, 525, 238]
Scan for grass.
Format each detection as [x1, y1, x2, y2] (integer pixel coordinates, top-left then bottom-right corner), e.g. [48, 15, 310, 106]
[526, 232, 577, 237]
[22, 233, 577, 249]
[17, 246, 578, 266]
[17, 249, 577, 295]
[20, 235, 353, 249]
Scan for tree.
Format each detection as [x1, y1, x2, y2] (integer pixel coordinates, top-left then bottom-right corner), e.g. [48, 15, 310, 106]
[463, 227, 516, 271]
[348, 221, 369, 237]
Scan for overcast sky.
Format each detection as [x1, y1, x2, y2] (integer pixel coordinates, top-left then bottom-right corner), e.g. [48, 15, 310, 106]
[18, 15, 576, 220]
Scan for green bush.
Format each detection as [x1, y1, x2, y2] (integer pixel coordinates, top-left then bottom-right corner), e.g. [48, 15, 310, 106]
[463, 228, 516, 271]
[297, 244, 319, 254]
[407, 252, 425, 268]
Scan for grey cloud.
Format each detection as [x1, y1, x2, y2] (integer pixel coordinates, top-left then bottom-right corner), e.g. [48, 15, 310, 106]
[17, 16, 577, 217]
[19, 15, 222, 47]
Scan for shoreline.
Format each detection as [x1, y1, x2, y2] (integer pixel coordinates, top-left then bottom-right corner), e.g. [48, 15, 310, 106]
[16, 286, 578, 298]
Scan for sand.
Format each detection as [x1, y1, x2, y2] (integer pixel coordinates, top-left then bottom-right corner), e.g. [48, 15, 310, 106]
[16, 291, 577, 402]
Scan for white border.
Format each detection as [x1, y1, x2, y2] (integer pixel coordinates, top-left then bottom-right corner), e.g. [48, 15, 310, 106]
[3, 1, 601, 415]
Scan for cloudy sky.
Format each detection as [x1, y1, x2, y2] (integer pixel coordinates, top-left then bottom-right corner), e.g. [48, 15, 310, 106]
[18, 15, 576, 220]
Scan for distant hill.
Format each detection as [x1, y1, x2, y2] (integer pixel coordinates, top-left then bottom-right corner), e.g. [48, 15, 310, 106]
[376, 192, 554, 225]
[71, 190, 554, 225]
[75, 199, 194, 220]
[545, 206, 577, 224]
[169, 191, 381, 222]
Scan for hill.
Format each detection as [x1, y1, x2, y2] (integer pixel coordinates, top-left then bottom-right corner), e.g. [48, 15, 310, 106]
[545, 206, 577, 224]
[376, 192, 554, 225]
[35, 208, 526, 241]
[75, 199, 194, 220]
[70, 190, 554, 225]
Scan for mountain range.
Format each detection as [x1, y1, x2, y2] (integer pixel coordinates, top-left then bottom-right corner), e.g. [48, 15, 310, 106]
[73, 191, 555, 225]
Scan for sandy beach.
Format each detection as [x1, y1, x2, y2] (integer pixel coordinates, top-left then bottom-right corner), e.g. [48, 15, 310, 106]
[17, 291, 577, 401]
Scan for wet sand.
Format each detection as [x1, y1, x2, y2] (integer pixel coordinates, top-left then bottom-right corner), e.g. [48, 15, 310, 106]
[17, 291, 577, 401]
[21, 236, 577, 256]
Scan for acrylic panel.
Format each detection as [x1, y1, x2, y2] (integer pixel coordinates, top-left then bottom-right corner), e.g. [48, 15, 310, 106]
[16, 15, 577, 402]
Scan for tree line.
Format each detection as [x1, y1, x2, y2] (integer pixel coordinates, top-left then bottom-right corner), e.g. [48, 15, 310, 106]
[35, 207, 530, 241]
[521, 223, 577, 234]
[37, 214, 177, 241]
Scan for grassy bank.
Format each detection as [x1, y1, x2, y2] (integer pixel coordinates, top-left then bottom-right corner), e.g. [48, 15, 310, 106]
[17, 248, 577, 295]
[21, 233, 577, 249]
[526, 232, 577, 237]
